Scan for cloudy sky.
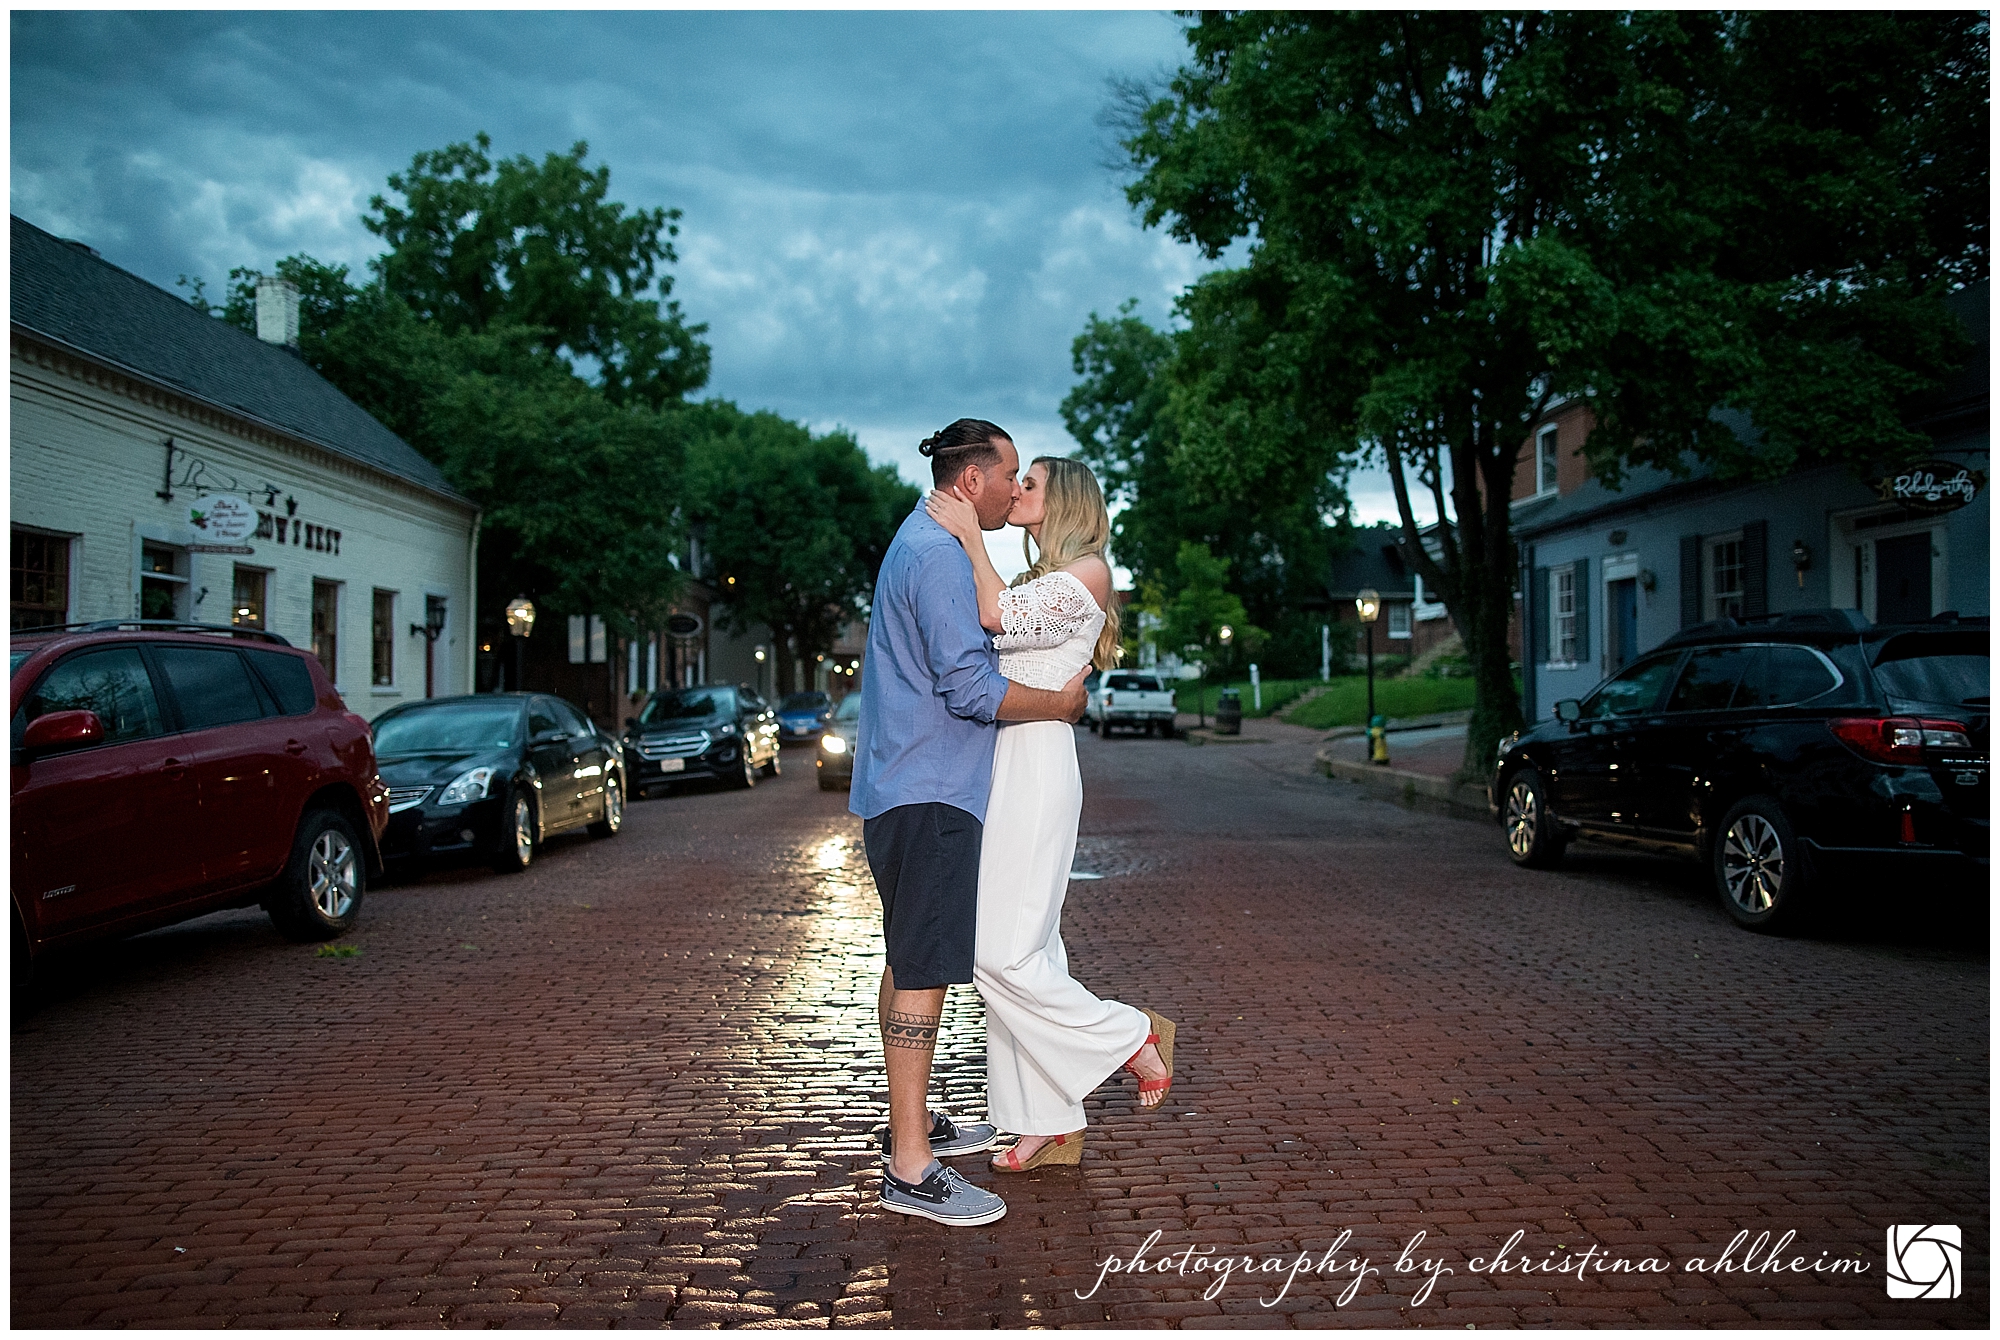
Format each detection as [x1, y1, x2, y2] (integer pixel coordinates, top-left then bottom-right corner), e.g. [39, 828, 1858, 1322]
[12, 10, 1409, 575]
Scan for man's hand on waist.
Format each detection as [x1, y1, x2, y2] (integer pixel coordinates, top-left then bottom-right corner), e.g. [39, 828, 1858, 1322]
[995, 666, 1091, 724]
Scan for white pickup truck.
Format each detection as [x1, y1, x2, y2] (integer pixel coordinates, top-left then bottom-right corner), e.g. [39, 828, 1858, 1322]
[1089, 670, 1178, 739]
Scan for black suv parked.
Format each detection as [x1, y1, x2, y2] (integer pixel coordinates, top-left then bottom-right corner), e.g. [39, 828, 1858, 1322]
[1491, 609, 1987, 931]
[622, 683, 780, 794]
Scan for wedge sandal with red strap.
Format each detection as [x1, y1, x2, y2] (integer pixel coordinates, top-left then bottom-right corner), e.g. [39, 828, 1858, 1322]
[1123, 1007, 1177, 1107]
[991, 1130, 1084, 1172]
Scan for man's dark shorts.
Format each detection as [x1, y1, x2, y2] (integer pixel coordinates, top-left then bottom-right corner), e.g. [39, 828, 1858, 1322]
[863, 802, 982, 991]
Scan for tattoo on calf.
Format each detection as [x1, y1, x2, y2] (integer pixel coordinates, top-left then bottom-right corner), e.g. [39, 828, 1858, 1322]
[883, 1009, 940, 1050]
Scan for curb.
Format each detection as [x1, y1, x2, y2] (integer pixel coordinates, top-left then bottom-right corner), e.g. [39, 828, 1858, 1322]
[1319, 709, 1474, 740]
[1315, 750, 1492, 823]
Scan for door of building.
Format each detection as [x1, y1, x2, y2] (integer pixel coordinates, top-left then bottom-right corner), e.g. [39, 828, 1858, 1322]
[1875, 532, 1933, 623]
[1609, 578, 1639, 669]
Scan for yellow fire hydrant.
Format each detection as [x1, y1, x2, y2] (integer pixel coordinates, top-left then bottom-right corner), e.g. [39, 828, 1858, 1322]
[1368, 713, 1390, 766]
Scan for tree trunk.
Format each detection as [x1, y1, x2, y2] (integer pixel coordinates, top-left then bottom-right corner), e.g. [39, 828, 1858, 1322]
[1384, 421, 1528, 782]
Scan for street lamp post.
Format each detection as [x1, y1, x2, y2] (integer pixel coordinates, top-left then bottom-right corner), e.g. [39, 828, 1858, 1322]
[1217, 624, 1233, 718]
[505, 595, 536, 693]
[754, 645, 767, 698]
[1355, 588, 1380, 761]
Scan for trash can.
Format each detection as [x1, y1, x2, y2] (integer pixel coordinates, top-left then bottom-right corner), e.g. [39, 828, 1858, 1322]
[1215, 689, 1243, 735]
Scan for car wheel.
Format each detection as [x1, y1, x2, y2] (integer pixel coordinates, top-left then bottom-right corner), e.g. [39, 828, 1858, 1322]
[492, 789, 537, 873]
[589, 773, 624, 839]
[1503, 769, 1566, 869]
[762, 747, 781, 778]
[266, 809, 365, 942]
[734, 745, 758, 789]
[1714, 796, 1810, 932]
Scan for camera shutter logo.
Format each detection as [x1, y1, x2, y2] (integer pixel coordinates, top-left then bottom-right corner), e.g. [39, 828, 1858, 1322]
[1885, 1225, 1960, 1299]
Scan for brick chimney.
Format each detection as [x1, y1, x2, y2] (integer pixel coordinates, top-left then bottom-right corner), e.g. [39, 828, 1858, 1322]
[255, 275, 300, 348]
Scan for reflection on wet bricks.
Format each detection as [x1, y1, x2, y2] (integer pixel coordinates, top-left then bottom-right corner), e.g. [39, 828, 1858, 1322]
[11, 722, 1986, 1325]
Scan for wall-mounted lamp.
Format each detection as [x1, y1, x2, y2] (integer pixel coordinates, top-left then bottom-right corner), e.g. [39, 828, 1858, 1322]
[1792, 540, 1812, 588]
[1608, 530, 1628, 547]
[1638, 569, 1657, 593]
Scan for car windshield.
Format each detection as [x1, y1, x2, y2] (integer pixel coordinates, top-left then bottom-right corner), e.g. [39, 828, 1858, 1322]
[10, 648, 35, 677]
[832, 694, 862, 722]
[1873, 632, 1990, 707]
[1105, 674, 1158, 691]
[639, 686, 735, 724]
[780, 693, 827, 713]
[373, 702, 521, 756]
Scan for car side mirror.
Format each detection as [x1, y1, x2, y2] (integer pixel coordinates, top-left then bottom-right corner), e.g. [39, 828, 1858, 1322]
[531, 729, 565, 746]
[1555, 699, 1582, 724]
[23, 709, 105, 756]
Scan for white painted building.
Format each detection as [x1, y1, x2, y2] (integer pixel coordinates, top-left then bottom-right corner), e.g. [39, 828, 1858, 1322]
[10, 215, 480, 707]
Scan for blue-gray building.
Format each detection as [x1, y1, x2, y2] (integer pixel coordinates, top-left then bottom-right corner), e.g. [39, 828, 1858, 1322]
[1517, 283, 1988, 722]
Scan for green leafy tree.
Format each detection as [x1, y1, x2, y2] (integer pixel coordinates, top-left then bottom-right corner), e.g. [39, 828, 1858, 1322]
[1123, 11, 1985, 773]
[1158, 542, 1259, 682]
[684, 405, 918, 693]
[1061, 302, 1342, 673]
[366, 133, 710, 408]
[193, 257, 690, 636]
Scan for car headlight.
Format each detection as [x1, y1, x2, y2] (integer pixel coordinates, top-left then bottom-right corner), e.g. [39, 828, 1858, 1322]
[439, 765, 499, 806]
[716, 722, 736, 737]
[821, 735, 847, 755]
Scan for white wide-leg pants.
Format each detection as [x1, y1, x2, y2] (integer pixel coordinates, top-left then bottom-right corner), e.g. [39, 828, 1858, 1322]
[975, 719, 1150, 1135]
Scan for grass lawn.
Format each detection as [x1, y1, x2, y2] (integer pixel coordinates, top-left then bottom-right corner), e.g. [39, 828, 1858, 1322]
[1172, 678, 1318, 719]
[1281, 677, 1479, 730]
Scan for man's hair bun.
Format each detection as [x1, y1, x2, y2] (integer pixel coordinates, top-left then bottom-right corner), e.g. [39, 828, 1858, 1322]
[918, 419, 1010, 485]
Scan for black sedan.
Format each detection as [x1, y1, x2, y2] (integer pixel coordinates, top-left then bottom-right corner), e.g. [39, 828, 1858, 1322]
[372, 693, 625, 873]
[623, 683, 781, 793]
[1492, 609, 1987, 932]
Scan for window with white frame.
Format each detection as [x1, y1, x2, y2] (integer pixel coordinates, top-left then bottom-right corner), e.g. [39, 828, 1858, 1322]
[1709, 533, 1744, 620]
[1387, 601, 1412, 639]
[1536, 425, 1560, 496]
[1553, 566, 1578, 663]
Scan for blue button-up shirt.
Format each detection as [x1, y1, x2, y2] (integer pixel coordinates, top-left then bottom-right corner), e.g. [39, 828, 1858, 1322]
[849, 509, 1011, 822]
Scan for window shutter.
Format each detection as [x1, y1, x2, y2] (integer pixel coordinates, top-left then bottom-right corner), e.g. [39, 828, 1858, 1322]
[1573, 557, 1590, 663]
[1533, 565, 1550, 662]
[1741, 520, 1768, 618]
[1679, 535, 1703, 627]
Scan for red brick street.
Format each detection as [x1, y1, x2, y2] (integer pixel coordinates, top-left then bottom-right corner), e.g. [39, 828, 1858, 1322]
[12, 721, 1988, 1327]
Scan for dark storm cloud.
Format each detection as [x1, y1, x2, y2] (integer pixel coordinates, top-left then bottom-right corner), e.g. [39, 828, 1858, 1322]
[12, 9, 1212, 498]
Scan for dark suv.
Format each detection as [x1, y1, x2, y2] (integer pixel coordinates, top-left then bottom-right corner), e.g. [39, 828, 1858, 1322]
[11, 621, 390, 975]
[1491, 609, 1987, 931]
[622, 683, 780, 793]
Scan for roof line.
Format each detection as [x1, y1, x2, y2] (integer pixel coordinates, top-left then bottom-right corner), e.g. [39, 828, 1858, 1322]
[12, 319, 477, 512]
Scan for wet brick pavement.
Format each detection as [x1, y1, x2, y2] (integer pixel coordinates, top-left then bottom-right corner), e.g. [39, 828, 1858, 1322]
[12, 723, 1989, 1326]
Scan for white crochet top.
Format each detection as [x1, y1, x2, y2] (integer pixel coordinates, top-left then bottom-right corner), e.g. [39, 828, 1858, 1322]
[994, 569, 1106, 691]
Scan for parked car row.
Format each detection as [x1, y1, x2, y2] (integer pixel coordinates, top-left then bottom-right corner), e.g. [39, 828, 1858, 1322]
[10, 616, 812, 979]
[1492, 609, 1988, 932]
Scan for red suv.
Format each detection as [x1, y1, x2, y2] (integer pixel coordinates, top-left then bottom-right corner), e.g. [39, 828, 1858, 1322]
[11, 621, 390, 978]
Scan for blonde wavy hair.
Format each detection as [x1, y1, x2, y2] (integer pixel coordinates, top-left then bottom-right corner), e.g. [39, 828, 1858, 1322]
[1013, 456, 1122, 670]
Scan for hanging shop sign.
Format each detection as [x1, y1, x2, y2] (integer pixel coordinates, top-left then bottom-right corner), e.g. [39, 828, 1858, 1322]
[1874, 461, 1986, 515]
[665, 612, 704, 639]
[190, 493, 256, 544]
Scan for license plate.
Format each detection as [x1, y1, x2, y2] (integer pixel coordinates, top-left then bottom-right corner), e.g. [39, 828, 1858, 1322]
[658, 758, 685, 773]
